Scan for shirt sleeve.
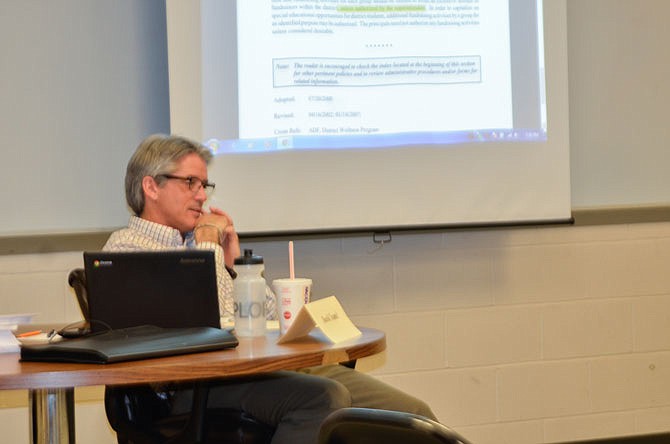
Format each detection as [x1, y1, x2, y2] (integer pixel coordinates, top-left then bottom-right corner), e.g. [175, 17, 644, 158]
[195, 241, 277, 321]
[194, 241, 234, 321]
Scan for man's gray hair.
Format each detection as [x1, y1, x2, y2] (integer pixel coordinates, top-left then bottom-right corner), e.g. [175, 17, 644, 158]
[125, 134, 213, 216]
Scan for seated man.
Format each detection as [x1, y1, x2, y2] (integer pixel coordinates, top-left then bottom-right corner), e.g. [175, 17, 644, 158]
[104, 133, 436, 443]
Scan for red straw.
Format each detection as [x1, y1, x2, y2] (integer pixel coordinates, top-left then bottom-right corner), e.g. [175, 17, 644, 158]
[288, 241, 295, 279]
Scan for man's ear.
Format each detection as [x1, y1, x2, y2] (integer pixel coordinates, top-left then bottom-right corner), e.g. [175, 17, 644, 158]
[142, 176, 160, 201]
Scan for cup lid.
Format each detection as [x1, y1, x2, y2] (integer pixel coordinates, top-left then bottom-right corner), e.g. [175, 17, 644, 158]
[234, 249, 264, 265]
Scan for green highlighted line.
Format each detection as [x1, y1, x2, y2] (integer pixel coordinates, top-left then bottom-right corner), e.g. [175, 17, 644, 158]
[337, 6, 426, 12]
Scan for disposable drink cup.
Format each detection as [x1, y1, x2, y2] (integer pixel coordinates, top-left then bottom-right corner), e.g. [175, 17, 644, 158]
[272, 278, 312, 335]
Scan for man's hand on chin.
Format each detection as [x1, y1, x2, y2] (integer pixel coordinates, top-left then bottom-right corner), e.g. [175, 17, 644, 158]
[195, 207, 241, 268]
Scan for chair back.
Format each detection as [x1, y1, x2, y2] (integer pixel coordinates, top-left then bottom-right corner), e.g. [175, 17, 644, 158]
[318, 408, 473, 444]
[68, 268, 90, 320]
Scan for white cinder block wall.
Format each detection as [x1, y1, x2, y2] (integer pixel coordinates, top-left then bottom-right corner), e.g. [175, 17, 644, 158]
[2, 221, 670, 443]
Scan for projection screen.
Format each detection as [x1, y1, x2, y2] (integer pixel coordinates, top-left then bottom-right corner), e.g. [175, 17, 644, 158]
[166, 0, 570, 236]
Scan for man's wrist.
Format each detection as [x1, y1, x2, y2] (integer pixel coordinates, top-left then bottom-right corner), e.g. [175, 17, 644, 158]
[194, 224, 222, 244]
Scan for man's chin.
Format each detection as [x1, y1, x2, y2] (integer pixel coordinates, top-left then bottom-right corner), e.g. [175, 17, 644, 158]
[182, 215, 200, 232]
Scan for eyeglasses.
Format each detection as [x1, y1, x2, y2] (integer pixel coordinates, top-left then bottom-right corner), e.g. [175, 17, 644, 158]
[156, 174, 215, 195]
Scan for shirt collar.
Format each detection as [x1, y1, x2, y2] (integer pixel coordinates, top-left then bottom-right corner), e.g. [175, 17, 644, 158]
[128, 216, 193, 248]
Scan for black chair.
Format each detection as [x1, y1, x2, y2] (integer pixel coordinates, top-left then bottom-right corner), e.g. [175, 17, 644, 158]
[103, 383, 274, 444]
[68, 268, 274, 444]
[318, 408, 473, 444]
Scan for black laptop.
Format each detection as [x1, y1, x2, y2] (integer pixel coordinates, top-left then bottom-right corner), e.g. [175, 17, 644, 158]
[83, 250, 221, 332]
[21, 250, 238, 364]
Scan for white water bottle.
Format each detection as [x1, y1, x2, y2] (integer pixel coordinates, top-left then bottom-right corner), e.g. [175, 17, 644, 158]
[233, 249, 266, 337]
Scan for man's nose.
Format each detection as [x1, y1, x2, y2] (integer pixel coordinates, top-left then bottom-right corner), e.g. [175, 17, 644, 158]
[194, 185, 208, 202]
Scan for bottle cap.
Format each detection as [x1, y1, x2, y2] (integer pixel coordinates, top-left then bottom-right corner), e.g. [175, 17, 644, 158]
[234, 249, 264, 265]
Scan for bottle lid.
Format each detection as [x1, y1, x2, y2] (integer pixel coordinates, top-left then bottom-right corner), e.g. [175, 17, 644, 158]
[234, 249, 264, 265]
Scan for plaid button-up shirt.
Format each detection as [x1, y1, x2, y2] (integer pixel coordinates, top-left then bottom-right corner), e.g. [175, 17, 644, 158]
[103, 216, 277, 323]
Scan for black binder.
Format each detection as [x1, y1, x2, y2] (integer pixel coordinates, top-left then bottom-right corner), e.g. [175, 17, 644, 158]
[20, 325, 239, 364]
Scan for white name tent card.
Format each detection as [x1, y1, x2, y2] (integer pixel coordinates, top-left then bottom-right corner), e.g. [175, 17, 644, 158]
[277, 296, 361, 344]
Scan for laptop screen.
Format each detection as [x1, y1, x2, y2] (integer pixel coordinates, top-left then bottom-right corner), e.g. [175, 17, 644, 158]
[83, 250, 220, 332]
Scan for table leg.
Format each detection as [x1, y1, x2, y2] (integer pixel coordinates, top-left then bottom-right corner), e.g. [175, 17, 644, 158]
[29, 388, 75, 444]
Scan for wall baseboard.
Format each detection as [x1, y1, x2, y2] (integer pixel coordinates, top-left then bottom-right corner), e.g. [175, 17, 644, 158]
[572, 204, 670, 226]
[0, 231, 110, 255]
[552, 432, 670, 444]
[2, 204, 670, 255]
